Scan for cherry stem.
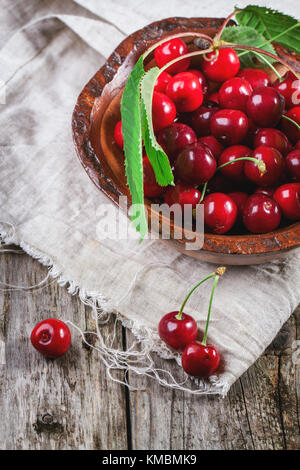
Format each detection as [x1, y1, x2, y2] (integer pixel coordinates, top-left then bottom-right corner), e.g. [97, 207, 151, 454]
[217, 157, 267, 175]
[252, 51, 282, 81]
[142, 32, 213, 60]
[175, 273, 216, 320]
[199, 182, 208, 203]
[214, 9, 241, 42]
[201, 274, 220, 346]
[281, 114, 300, 131]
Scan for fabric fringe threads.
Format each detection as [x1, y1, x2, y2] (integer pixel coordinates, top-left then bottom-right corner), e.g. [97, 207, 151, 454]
[0, 220, 230, 397]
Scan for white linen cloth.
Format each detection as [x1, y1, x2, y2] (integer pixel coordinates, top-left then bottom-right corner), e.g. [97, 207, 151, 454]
[1, 0, 300, 395]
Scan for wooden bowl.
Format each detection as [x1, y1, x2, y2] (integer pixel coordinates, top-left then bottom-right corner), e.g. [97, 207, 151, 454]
[72, 17, 300, 265]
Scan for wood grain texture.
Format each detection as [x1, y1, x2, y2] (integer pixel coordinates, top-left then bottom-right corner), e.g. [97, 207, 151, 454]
[0, 249, 299, 450]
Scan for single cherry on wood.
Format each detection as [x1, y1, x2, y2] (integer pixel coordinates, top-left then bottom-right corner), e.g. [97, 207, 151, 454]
[31, 318, 71, 358]
[181, 267, 226, 378]
[154, 38, 190, 74]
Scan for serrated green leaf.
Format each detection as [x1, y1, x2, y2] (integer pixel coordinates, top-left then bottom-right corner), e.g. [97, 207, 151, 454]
[120, 55, 148, 240]
[140, 68, 174, 187]
[221, 25, 277, 68]
[235, 5, 300, 55]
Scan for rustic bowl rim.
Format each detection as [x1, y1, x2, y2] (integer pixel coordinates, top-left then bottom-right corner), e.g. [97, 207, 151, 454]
[72, 16, 300, 257]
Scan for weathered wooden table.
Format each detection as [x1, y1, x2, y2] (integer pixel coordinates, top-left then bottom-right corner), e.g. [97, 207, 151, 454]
[0, 248, 299, 450]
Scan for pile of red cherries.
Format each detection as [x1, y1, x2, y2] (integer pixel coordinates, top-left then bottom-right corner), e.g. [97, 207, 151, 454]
[114, 37, 300, 235]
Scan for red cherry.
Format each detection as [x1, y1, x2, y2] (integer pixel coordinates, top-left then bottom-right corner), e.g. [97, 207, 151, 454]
[247, 87, 285, 127]
[114, 120, 123, 149]
[286, 150, 300, 181]
[157, 123, 197, 163]
[244, 146, 285, 187]
[281, 107, 300, 143]
[182, 341, 220, 378]
[201, 48, 240, 82]
[188, 69, 208, 95]
[210, 109, 249, 145]
[175, 143, 216, 185]
[152, 91, 176, 132]
[254, 186, 276, 198]
[254, 128, 291, 155]
[295, 140, 300, 150]
[207, 92, 219, 104]
[243, 194, 281, 233]
[237, 68, 270, 90]
[273, 71, 300, 109]
[166, 72, 203, 112]
[143, 155, 165, 198]
[228, 191, 248, 221]
[219, 77, 252, 112]
[158, 311, 197, 351]
[190, 103, 219, 137]
[198, 136, 224, 160]
[273, 183, 300, 220]
[31, 318, 71, 358]
[154, 71, 172, 93]
[154, 38, 190, 74]
[203, 192, 237, 234]
[218, 145, 251, 183]
[164, 183, 201, 208]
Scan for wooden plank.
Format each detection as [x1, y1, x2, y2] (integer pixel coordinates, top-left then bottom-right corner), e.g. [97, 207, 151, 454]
[0, 249, 299, 450]
[126, 309, 300, 450]
[0, 248, 128, 450]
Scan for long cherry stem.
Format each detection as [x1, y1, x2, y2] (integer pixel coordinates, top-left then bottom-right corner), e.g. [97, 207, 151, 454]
[202, 274, 220, 346]
[214, 9, 241, 42]
[281, 114, 300, 131]
[175, 273, 215, 320]
[217, 157, 267, 175]
[199, 182, 208, 203]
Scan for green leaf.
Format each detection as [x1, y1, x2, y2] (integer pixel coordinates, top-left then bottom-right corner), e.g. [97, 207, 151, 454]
[140, 67, 174, 187]
[120, 55, 148, 240]
[235, 5, 300, 55]
[221, 25, 277, 68]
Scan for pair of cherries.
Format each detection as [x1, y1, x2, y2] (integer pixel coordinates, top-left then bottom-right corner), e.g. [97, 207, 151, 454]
[158, 267, 226, 378]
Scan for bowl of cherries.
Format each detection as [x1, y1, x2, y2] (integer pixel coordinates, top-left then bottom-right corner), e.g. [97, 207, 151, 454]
[72, 9, 300, 265]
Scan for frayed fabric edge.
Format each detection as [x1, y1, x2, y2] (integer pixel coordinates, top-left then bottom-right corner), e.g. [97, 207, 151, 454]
[0, 222, 231, 397]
